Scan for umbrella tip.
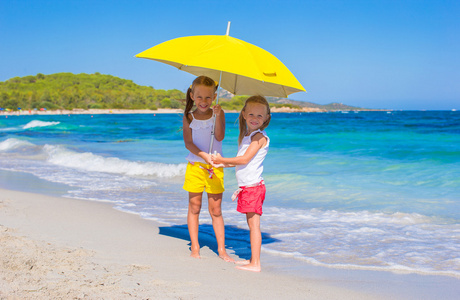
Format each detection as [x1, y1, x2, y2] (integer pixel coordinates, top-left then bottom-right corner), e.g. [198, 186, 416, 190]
[226, 21, 231, 36]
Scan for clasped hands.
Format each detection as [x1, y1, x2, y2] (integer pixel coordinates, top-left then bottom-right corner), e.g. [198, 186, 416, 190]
[209, 152, 226, 168]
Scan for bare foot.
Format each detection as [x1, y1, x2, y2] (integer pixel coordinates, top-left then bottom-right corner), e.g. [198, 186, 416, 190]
[235, 260, 250, 265]
[236, 263, 261, 272]
[219, 252, 235, 263]
[190, 249, 201, 259]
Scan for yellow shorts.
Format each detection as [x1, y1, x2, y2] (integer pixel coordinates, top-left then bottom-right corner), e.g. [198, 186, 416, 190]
[183, 162, 224, 194]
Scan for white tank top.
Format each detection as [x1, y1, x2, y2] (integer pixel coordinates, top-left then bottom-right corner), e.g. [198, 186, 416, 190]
[185, 113, 223, 164]
[235, 129, 269, 186]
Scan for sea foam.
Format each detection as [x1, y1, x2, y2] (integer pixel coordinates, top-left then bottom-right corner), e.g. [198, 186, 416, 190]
[23, 120, 60, 129]
[0, 139, 186, 179]
[255, 206, 460, 277]
[0, 138, 35, 151]
[43, 144, 186, 178]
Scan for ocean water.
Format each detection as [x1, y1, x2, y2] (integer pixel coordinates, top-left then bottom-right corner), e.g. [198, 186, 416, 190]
[1, 111, 459, 278]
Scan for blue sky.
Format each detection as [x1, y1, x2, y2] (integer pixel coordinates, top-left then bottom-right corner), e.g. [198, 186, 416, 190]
[1, 0, 458, 110]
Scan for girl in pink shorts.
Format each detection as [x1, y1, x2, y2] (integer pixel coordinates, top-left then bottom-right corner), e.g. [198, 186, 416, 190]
[212, 95, 271, 272]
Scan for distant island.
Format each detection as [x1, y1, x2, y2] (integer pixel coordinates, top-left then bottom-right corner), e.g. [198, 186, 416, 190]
[0, 72, 384, 113]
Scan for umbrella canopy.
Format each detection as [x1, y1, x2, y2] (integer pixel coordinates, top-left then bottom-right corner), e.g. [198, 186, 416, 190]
[135, 34, 305, 97]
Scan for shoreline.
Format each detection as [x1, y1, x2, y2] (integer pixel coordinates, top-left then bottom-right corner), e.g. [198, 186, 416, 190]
[0, 107, 394, 116]
[1, 185, 459, 299]
[0, 108, 184, 116]
[0, 187, 372, 299]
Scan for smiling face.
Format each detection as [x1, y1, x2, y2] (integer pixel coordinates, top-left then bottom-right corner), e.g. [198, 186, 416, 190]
[190, 84, 216, 114]
[243, 102, 270, 134]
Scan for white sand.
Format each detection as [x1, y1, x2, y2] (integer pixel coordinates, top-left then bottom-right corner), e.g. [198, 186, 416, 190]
[2, 107, 327, 116]
[0, 188, 458, 299]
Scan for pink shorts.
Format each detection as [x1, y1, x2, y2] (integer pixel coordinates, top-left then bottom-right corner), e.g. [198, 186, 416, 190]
[235, 183, 266, 216]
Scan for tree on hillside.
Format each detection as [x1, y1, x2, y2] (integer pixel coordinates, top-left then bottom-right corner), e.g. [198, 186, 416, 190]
[0, 72, 187, 111]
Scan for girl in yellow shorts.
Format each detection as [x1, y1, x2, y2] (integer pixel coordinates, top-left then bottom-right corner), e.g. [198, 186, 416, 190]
[182, 76, 233, 262]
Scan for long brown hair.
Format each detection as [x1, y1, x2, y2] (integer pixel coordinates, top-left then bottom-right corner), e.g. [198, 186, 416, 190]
[238, 95, 271, 145]
[184, 76, 217, 123]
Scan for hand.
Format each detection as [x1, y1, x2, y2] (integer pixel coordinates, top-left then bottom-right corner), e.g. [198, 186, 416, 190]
[210, 153, 225, 168]
[211, 152, 223, 164]
[213, 104, 222, 116]
[211, 162, 226, 168]
[203, 153, 212, 165]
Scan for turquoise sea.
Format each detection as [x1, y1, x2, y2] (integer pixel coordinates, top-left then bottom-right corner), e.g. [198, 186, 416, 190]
[1, 110, 459, 277]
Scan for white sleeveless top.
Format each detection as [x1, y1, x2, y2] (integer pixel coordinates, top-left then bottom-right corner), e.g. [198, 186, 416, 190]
[185, 113, 223, 164]
[235, 129, 269, 186]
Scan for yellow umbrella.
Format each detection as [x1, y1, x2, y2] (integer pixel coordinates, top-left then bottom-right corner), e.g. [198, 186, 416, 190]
[136, 22, 306, 152]
[135, 24, 305, 98]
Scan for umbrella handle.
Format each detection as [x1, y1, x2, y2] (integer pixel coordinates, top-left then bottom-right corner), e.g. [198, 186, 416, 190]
[208, 70, 223, 154]
[208, 114, 216, 154]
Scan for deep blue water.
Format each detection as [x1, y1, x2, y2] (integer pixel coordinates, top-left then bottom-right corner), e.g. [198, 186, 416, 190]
[1, 110, 459, 277]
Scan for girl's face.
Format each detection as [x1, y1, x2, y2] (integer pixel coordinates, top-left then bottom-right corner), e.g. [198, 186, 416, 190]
[243, 102, 269, 133]
[190, 84, 216, 114]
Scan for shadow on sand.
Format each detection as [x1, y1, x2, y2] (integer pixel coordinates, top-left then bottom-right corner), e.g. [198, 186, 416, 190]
[158, 224, 280, 260]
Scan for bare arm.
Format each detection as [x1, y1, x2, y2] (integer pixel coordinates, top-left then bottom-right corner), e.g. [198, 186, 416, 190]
[213, 105, 225, 142]
[183, 115, 211, 164]
[212, 133, 267, 167]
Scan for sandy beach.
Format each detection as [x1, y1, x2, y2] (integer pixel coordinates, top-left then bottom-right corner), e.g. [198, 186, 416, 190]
[1, 187, 459, 299]
[0, 188, 367, 299]
[1, 108, 184, 116]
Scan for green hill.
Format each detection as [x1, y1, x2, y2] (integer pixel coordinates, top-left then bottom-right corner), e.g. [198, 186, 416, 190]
[1, 72, 380, 112]
[267, 97, 381, 111]
[0, 72, 184, 111]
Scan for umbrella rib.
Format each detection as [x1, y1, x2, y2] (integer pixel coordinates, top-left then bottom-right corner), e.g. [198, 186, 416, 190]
[282, 85, 288, 98]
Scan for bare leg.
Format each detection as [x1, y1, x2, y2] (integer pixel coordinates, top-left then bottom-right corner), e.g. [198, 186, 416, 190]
[187, 192, 202, 258]
[208, 193, 234, 262]
[236, 212, 261, 272]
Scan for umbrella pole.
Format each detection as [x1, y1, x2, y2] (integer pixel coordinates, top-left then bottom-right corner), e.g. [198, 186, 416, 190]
[208, 70, 223, 154]
[209, 22, 231, 154]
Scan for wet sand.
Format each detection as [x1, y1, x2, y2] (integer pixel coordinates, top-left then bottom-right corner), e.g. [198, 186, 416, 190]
[0, 188, 458, 299]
